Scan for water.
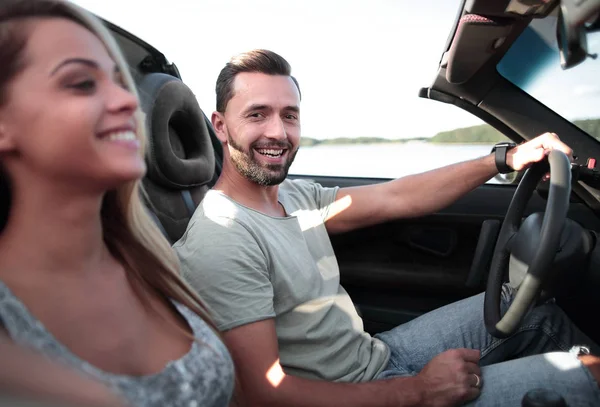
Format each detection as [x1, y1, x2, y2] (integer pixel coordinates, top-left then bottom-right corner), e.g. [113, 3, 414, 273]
[289, 141, 496, 179]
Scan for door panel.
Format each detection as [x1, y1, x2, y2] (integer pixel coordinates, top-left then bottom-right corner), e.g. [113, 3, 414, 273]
[291, 175, 600, 334]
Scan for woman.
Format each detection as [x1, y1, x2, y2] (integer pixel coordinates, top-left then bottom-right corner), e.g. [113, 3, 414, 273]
[0, 1, 235, 406]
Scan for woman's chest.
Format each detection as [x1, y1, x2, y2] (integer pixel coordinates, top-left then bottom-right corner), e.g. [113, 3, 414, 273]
[3, 279, 193, 377]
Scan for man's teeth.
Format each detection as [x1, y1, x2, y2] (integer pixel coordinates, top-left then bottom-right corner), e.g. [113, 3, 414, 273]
[257, 148, 284, 157]
[106, 131, 136, 141]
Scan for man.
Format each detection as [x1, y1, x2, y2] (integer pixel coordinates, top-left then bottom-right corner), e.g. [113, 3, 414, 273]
[175, 49, 600, 406]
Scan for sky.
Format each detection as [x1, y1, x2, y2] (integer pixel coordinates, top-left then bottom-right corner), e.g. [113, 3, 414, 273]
[71, 0, 599, 140]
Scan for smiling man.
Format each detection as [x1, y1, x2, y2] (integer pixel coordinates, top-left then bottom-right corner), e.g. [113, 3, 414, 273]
[175, 49, 600, 407]
[216, 69, 300, 191]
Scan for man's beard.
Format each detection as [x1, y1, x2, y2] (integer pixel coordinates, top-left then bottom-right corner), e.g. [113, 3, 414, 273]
[227, 132, 298, 186]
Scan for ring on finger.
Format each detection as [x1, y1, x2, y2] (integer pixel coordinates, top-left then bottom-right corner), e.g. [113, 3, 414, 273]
[472, 373, 482, 388]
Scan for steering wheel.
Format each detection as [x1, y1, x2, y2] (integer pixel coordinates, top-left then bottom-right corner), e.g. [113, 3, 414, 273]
[484, 150, 572, 338]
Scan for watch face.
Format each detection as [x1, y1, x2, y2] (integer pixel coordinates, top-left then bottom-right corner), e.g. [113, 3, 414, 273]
[493, 142, 517, 151]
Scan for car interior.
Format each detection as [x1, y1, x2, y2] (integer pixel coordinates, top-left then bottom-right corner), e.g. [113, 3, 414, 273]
[105, 0, 600, 344]
[3, 0, 599, 405]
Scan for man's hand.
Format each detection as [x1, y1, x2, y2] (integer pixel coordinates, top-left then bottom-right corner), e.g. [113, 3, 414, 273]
[507, 132, 573, 172]
[412, 349, 482, 407]
[579, 354, 600, 388]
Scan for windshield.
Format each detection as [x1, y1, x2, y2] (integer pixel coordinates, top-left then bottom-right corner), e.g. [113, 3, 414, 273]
[497, 16, 600, 141]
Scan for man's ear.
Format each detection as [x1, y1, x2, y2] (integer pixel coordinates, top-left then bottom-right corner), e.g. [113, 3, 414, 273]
[211, 111, 228, 143]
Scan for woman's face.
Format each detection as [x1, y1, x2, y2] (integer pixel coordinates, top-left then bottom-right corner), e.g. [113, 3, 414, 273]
[0, 17, 145, 193]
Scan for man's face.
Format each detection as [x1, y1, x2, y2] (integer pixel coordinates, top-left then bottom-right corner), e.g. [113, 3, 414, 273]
[214, 72, 301, 186]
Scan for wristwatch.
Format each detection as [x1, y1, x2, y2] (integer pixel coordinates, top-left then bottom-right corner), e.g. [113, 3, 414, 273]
[491, 142, 517, 174]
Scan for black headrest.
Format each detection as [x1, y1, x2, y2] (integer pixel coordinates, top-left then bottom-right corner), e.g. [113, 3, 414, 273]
[138, 73, 215, 190]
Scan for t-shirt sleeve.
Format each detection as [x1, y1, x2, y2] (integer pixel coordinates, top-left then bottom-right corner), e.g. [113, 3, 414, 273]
[295, 179, 339, 221]
[174, 217, 275, 331]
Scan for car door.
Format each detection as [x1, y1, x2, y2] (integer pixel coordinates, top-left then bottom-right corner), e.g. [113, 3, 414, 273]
[290, 171, 600, 335]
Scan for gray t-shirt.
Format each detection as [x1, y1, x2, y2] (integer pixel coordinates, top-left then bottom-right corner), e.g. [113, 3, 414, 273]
[175, 179, 389, 382]
[0, 280, 234, 407]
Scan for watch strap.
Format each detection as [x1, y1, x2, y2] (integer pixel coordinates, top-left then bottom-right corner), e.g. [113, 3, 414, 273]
[492, 142, 517, 174]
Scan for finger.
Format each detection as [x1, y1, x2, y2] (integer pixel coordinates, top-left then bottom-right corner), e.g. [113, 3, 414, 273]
[551, 145, 573, 159]
[542, 146, 573, 163]
[463, 387, 481, 403]
[512, 146, 546, 170]
[542, 133, 573, 156]
[543, 132, 561, 142]
[533, 148, 547, 162]
[579, 355, 600, 385]
[457, 348, 481, 363]
[532, 132, 559, 147]
[468, 372, 483, 388]
[465, 361, 482, 376]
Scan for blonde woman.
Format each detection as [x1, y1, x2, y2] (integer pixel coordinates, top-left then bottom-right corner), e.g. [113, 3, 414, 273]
[0, 1, 234, 406]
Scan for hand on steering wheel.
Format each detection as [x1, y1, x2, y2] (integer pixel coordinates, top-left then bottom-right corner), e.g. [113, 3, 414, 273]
[484, 150, 572, 338]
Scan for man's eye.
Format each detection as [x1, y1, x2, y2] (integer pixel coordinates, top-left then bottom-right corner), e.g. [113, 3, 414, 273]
[285, 114, 298, 120]
[249, 113, 263, 118]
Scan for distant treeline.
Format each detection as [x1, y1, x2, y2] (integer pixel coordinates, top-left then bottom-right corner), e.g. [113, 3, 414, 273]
[300, 118, 600, 146]
[300, 136, 428, 147]
[575, 119, 600, 141]
[429, 124, 507, 143]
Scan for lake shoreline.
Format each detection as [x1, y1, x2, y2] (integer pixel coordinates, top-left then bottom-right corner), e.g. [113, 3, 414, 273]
[290, 143, 497, 180]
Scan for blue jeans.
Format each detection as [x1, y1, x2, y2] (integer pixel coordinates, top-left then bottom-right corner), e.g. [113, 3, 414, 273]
[374, 285, 600, 406]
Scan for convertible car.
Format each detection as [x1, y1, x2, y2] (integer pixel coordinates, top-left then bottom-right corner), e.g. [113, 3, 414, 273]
[107, 0, 600, 343]
[119, 0, 599, 402]
[3, 0, 600, 405]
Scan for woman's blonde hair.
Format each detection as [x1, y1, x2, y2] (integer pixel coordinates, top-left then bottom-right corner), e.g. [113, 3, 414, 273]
[0, 0, 218, 331]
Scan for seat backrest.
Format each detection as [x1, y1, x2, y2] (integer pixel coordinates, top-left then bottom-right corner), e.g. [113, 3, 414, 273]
[138, 73, 215, 243]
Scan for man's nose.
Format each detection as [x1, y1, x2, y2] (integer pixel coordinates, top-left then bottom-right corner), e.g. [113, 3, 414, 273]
[265, 116, 287, 140]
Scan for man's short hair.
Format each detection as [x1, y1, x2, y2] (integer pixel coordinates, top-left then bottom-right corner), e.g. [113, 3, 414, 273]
[215, 49, 301, 113]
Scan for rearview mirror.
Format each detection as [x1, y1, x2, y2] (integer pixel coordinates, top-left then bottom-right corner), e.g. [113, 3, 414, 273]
[556, 0, 600, 69]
